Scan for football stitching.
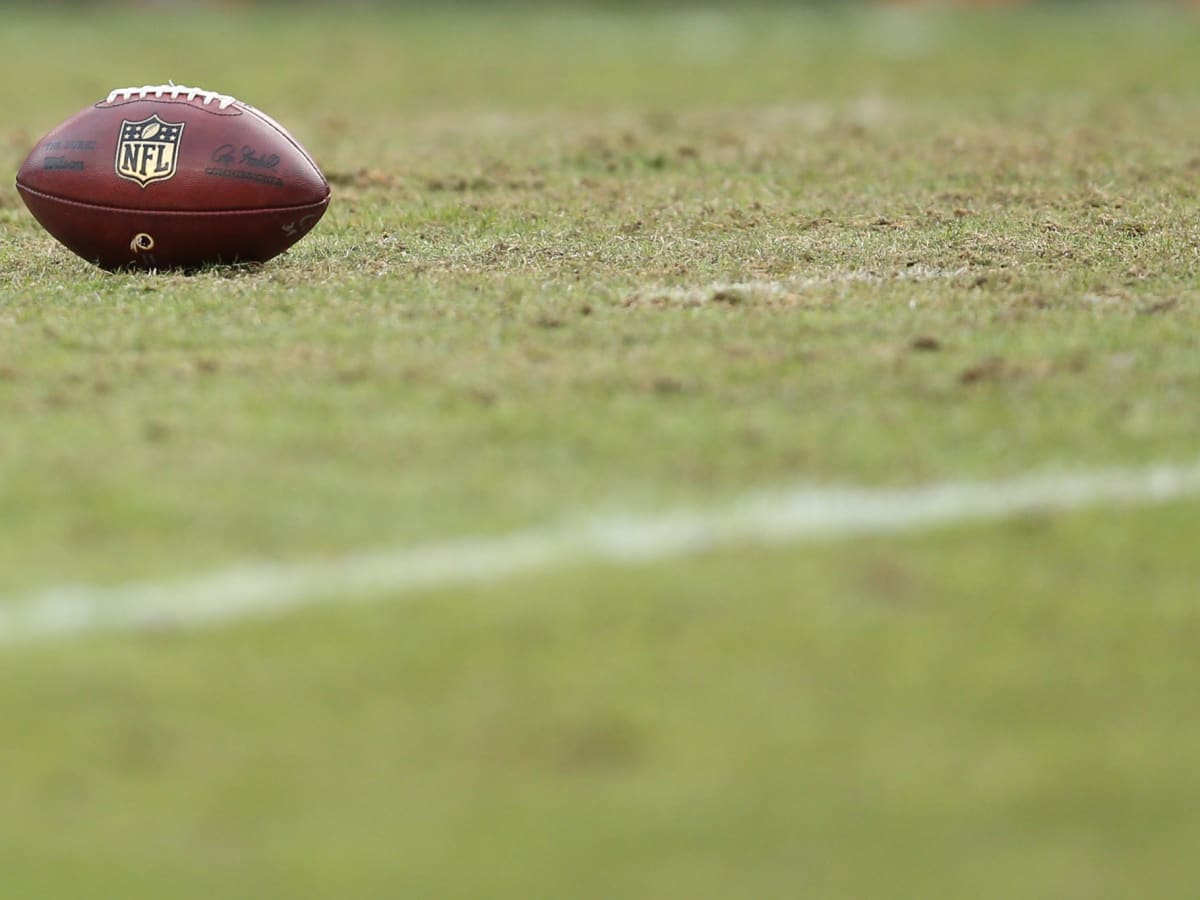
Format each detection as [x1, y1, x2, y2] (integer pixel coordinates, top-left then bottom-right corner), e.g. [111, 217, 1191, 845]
[15, 183, 329, 216]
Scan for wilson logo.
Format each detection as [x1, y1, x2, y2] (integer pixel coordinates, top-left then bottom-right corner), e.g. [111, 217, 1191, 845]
[115, 115, 185, 187]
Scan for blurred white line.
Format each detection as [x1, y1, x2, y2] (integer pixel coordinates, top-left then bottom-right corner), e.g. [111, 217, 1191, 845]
[2, 462, 1198, 645]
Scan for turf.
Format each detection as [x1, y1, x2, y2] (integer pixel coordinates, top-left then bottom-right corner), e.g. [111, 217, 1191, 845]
[2, 4, 1200, 897]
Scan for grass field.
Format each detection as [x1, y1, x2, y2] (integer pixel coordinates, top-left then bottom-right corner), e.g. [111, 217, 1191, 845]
[4, 4, 1200, 896]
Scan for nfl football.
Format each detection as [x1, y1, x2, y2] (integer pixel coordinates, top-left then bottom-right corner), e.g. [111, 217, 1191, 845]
[15, 84, 330, 270]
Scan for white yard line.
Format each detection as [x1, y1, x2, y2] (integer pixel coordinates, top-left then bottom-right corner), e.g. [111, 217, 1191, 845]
[2, 461, 1198, 645]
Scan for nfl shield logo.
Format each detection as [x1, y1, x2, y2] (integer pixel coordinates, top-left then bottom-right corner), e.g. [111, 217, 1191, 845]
[115, 115, 185, 187]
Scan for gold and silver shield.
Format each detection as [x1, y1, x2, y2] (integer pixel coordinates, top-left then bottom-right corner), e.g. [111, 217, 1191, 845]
[115, 115, 185, 188]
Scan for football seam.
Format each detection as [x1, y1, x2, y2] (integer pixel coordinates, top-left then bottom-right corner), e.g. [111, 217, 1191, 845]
[15, 182, 330, 216]
[242, 105, 331, 193]
[94, 98, 242, 116]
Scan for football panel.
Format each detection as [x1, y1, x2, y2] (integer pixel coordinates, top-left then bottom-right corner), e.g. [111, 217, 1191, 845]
[16, 185, 329, 270]
[16, 97, 329, 213]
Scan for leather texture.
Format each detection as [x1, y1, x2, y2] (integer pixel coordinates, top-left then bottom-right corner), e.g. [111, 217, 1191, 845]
[16, 90, 330, 269]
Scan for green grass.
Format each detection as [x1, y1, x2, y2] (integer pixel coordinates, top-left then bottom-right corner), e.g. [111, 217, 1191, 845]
[3, 4, 1200, 897]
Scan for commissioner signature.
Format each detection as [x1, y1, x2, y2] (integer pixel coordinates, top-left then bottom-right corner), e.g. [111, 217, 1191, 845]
[212, 144, 281, 170]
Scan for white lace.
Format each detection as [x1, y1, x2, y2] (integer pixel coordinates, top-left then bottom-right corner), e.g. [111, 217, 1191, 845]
[104, 83, 238, 110]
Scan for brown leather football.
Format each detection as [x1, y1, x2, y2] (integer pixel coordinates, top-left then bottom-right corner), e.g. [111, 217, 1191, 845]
[16, 84, 330, 270]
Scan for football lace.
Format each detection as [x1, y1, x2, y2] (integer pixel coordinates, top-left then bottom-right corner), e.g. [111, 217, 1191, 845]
[104, 84, 238, 110]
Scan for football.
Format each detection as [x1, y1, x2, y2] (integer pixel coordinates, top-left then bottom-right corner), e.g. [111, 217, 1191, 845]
[15, 84, 330, 270]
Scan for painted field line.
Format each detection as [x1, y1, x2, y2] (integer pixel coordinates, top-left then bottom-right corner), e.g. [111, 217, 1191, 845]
[2, 461, 1198, 645]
